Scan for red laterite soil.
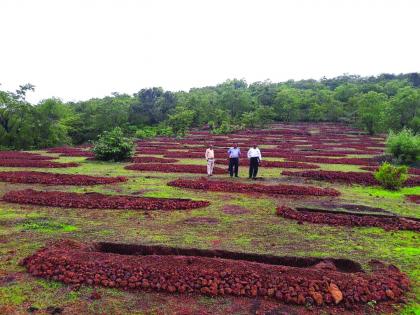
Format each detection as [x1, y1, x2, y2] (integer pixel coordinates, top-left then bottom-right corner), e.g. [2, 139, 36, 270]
[276, 206, 420, 231]
[21, 240, 410, 312]
[2, 189, 210, 210]
[168, 178, 340, 197]
[0, 171, 127, 185]
[406, 195, 420, 204]
[130, 156, 179, 163]
[282, 170, 420, 187]
[0, 159, 79, 168]
[125, 163, 226, 174]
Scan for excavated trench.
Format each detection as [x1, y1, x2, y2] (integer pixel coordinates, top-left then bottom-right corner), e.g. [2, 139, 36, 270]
[277, 206, 420, 231]
[95, 242, 363, 273]
[22, 240, 411, 309]
[295, 207, 420, 222]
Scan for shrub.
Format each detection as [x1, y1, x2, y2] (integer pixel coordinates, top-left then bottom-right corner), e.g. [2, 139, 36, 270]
[386, 128, 420, 164]
[135, 126, 158, 139]
[93, 127, 134, 161]
[374, 162, 408, 190]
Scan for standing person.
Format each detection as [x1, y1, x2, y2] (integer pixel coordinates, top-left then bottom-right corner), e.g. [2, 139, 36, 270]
[227, 144, 241, 177]
[205, 145, 215, 176]
[247, 145, 262, 180]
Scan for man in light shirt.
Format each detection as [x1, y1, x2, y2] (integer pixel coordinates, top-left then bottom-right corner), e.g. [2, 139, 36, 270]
[205, 144, 215, 176]
[247, 145, 262, 180]
[227, 144, 241, 177]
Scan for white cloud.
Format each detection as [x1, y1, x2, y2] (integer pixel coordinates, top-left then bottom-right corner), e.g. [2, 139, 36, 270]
[0, 0, 419, 103]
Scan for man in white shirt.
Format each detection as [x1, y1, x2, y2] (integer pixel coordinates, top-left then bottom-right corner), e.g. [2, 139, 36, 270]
[205, 145, 215, 176]
[247, 145, 262, 179]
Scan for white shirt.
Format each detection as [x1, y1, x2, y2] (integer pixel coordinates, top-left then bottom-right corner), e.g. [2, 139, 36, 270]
[205, 148, 215, 159]
[247, 147, 262, 160]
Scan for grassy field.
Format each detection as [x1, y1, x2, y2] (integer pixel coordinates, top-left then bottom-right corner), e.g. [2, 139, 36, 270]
[0, 152, 419, 314]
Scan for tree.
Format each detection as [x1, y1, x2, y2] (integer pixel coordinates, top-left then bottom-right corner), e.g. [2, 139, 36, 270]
[387, 87, 420, 133]
[93, 127, 134, 161]
[166, 106, 195, 137]
[355, 91, 389, 135]
[386, 128, 420, 164]
[273, 87, 302, 121]
[130, 88, 176, 125]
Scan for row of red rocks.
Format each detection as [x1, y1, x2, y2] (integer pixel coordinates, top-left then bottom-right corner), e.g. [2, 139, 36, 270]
[0, 171, 127, 186]
[2, 190, 210, 210]
[282, 170, 420, 187]
[21, 240, 410, 310]
[168, 178, 340, 197]
[125, 163, 226, 174]
[0, 159, 80, 168]
[276, 206, 420, 231]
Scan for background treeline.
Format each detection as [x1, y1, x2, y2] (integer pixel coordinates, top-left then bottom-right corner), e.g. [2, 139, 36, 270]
[1, 73, 420, 150]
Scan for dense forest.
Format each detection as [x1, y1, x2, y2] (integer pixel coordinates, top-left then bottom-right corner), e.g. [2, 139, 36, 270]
[1, 73, 419, 150]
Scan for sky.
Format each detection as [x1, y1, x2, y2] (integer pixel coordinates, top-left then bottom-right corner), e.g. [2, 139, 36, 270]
[0, 0, 419, 103]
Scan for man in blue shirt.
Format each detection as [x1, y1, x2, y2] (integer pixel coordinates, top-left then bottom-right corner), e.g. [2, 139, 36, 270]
[227, 144, 241, 177]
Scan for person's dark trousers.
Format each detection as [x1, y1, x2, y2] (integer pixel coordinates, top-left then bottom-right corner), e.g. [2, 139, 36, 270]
[249, 157, 259, 179]
[229, 158, 239, 177]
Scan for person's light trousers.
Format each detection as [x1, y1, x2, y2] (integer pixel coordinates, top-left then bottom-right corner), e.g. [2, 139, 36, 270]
[207, 158, 215, 175]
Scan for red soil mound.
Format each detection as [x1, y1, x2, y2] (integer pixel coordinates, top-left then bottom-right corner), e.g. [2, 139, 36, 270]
[0, 171, 127, 185]
[60, 151, 94, 157]
[2, 190, 210, 210]
[282, 170, 420, 187]
[215, 159, 320, 169]
[285, 157, 377, 166]
[276, 206, 420, 231]
[406, 195, 420, 204]
[21, 240, 410, 310]
[0, 152, 56, 160]
[0, 160, 79, 168]
[125, 163, 226, 174]
[361, 166, 420, 176]
[131, 157, 179, 163]
[168, 178, 340, 196]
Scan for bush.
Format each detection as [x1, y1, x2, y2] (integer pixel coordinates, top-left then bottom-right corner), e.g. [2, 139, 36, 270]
[374, 162, 408, 190]
[135, 126, 158, 139]
[386, 128, 420, 164]
[210, 120, 243, 134]
[93, 127, 134, 161]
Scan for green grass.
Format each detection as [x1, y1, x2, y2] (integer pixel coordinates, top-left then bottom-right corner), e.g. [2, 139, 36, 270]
[0, 151, 419, 314]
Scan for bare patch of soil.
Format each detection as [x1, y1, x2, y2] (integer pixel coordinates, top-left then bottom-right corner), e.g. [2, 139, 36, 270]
[222, 205, 250, 215]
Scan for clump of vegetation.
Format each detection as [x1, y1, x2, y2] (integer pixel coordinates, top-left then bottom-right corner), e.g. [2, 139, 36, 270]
[92, 127, 134, 161]
[21, 218, 77, 233]
[374, 162, 408, 190]
[135, 125, 173, 139]
[386, 128, 420, 164]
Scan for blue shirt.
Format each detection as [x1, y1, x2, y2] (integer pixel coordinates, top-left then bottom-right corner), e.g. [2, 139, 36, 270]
[227, 147, 241, 158]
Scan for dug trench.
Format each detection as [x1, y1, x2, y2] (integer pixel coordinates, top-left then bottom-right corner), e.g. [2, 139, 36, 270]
[295, 207, 420, 222]
[21, 240, 410, 311]
[277, 206, 420, 231]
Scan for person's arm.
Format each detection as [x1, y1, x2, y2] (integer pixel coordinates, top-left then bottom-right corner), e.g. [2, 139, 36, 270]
[247, 149, 251, 159]
[227, 148, 231, 156]
[258, 149, 262, 161]
[205, 149, 209, 160]
[238, 148, 241, 157]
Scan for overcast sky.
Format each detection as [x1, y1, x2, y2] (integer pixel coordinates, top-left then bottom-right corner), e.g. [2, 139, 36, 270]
[1, 0, 419, 103]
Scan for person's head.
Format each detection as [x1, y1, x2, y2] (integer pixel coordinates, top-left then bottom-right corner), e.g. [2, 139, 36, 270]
[253, 144, 258, 149]
[233, 143, 238, 148]
[209, 144, 213, 149]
